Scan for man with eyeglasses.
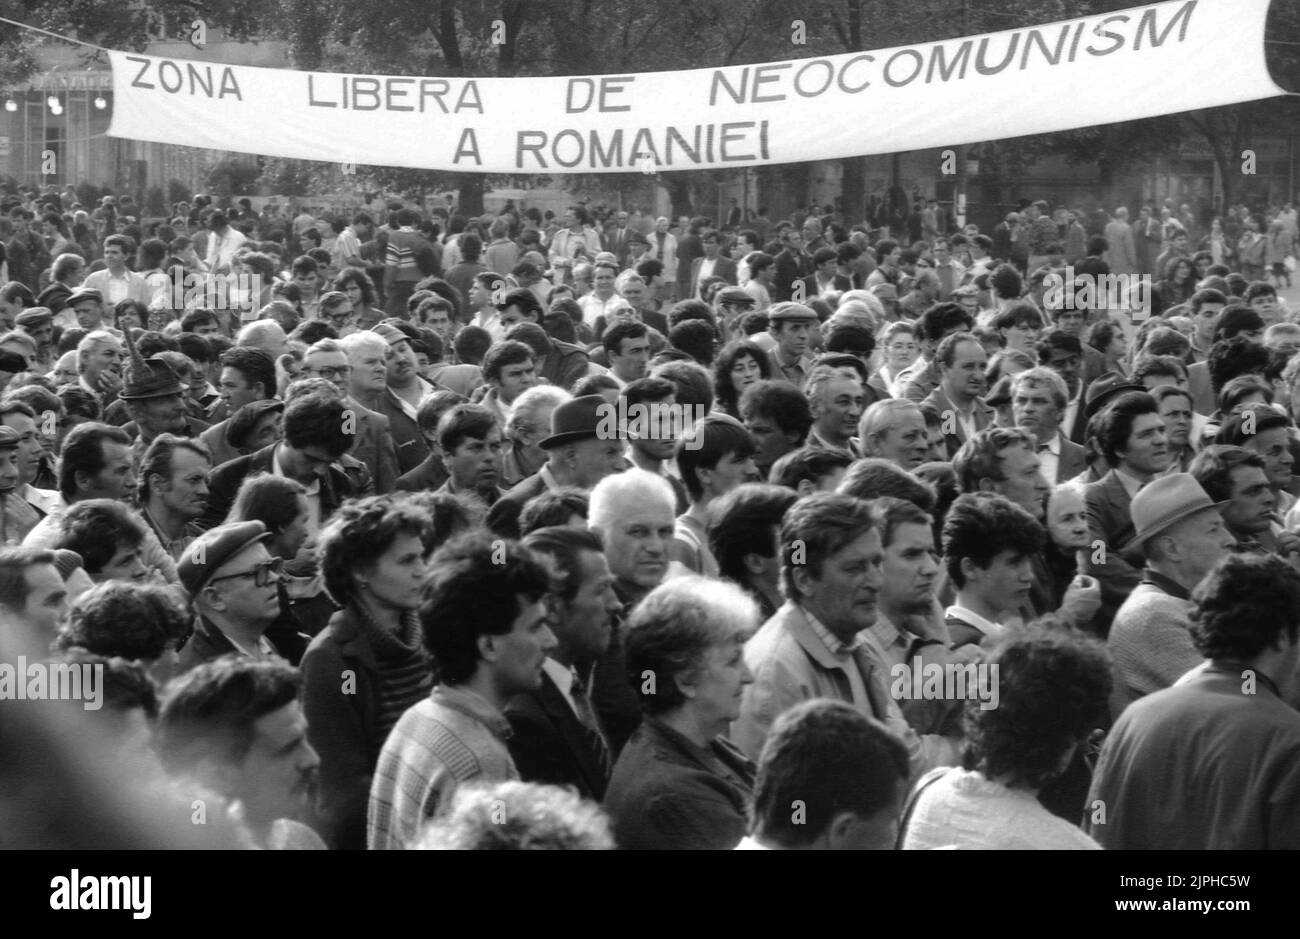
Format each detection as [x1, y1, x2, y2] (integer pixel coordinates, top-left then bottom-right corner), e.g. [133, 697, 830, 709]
[327, 331, 400, 493]
[318, 291, 356, 336]
[176, 520, 290, 672]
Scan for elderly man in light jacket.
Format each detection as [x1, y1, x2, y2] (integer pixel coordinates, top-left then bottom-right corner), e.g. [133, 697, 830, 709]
[733, 492, 958, 782]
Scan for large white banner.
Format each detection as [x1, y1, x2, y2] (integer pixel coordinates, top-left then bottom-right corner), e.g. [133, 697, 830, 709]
[108, 0, 1283, 175]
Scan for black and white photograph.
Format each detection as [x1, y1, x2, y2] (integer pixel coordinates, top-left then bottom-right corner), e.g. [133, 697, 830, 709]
[0, 0, 1297, 909]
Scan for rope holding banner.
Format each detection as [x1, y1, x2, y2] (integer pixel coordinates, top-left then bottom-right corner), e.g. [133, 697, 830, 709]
[0, 15, 110, 53]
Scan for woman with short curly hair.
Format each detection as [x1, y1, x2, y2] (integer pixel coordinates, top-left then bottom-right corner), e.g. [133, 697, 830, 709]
[299, 494, 433, 849]
[711, 339, 771, 418]
[901, 619, 1112, 850]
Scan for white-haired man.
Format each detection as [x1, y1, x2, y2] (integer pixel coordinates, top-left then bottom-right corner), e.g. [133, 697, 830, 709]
[1011, 366, 1087, 483]
[333, 331, 402, 493]
[586, 467, 677, 758]
[856, 399, 930, 471]
[76, 331, 127, 406]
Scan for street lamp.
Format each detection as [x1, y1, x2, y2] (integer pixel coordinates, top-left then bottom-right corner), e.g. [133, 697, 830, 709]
[3, 99, 16, 112]
[94, 95, 107, 109]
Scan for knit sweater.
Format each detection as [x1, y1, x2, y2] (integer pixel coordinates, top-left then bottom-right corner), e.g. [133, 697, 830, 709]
[367, 684, 518, 850]
[366, 611, 433, 755]
[1107, 581, 1201, 715]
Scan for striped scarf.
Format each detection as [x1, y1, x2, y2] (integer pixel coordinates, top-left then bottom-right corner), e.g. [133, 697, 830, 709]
[358, 606, 433, 757]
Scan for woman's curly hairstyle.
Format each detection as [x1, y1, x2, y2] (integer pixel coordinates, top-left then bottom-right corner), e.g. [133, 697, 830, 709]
[961, 617, 1111, 790]
[317, 494, 433, 607]
[711, 339, 771, 418]
[56, 581, 192, 662]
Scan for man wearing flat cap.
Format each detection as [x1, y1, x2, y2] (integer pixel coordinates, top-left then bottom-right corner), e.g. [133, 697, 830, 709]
[176, 521, 288, 672]
[66, 287, 118, 335]
[765, 302, 819, 388]
[15, 307, 55, 373]
[1107, 473, 1235, 714]
[364, 322, 436, 476]
[714, 285, 756, 342]
[486, 394, 627, 539]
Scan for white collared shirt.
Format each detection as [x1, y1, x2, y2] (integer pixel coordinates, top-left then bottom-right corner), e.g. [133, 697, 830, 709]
[1061, 382, 1084, 440]
[1037, 432, 1061, 486]
[389, 377, 434, 423]
[945, 604, 1007, 643]
[539, 463, 563, 493]
[1114, 466, 1147, 501]
[579, 292, 620, 329]
[471, 310, 505, 342]
[953, 404, 977, 444]
[541, 657, 589, 722]
[19, 484, 63, 517]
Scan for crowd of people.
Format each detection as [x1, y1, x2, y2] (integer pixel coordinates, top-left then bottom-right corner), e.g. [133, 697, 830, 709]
[1, 179, 1298, 851]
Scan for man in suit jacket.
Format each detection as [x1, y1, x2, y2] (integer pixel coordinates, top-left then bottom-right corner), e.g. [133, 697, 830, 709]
[689, 229, 738, 298]
[1009, 367, 1087, 483]
[1082, 391, 1172, 637]
[506, 528, 622, 801]
[921, 332, 995, 460]
[365, 323, 435, 476]
[201, 393, 358, 531]
[486, 394, 626, 539]
[796, 246, 852, 304]
[772, 231, 812, 303]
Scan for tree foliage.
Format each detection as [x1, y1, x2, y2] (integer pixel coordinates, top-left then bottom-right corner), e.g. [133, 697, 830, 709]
[2, 0, 1297, 214]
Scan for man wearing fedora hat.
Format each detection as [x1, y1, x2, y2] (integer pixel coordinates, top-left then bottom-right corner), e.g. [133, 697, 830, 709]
[486, 394, 627, 539]
[176, 520, 288, 672]
[119, 334, 209, 460]
[1108, 473, 1235, 713]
